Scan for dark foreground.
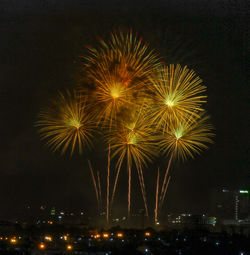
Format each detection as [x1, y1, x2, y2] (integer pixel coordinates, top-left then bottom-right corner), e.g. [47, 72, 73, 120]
[1, 225, 250, 255]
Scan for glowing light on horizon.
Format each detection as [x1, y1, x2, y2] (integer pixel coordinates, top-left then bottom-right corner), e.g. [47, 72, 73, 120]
[67, 245, 73, 250]
[44, 236, 52, 242]
[39, 243, 45, 250]
[10, 238, 17, 244]
[117, 233, 123, 238]
[103, 233, 109, 238]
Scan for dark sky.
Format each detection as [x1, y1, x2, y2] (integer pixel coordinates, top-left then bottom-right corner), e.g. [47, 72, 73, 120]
[0, 0, 248, 219]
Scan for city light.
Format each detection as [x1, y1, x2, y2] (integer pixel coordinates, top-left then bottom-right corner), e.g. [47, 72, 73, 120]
[63, 235, 68, 241]
[103, 233, 109, 238]
[10, 238, 17, 244]
[117, 233, 123, 238]
[39, 243, 46, 249]
[67, 244, 73, 250]
[44, 235, 52, 241]
[145, 232, 151, 237]
[239, 190, 249, 194]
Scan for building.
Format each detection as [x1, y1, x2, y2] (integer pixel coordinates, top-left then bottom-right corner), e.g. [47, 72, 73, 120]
[211, 188, 250, 221]
[164, 214, 216, 230]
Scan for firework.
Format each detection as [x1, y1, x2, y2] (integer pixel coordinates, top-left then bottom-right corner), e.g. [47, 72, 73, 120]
[138, 163, 148, 217]
[158, 113, 214, 212]
[35, 27, 216, 225]
[81, 30, 160, 126]
[159, 175, 171, 211]
[154, 168, 160, 224]
[128, 165, 131, 218]
[107, 108, 156, 217]
[158, 113, 214, 161]
[87, 70, 141, 127]
[88, 160, 100, 212]
[84, 30, 160, 84]
[108, 108, 156, 170]
[97, 171, 102, 209]
[106, 144, 111, 225]
[159, 152, 173, 210]
[111, 159, 122, 208]
[147, 64, 207, 131]
[36, 90, 94, 155]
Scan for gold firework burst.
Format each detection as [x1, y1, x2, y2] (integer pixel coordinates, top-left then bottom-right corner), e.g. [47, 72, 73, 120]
[81, 30, 160, 126]
[87, 69, 142, 126]
[158, 113, 214, 161]
[36, 90, 94, 155]
[107, 107, 156, 170]
[147, 64, 207, 131]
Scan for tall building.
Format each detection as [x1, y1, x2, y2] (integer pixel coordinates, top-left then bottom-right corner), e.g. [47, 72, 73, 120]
[163, 213, 217, 230]
[211, 188, 250, 221]
[237, 190, 250, 220]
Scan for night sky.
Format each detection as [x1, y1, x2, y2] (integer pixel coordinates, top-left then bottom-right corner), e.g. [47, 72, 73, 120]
[0, 0, 248, 219]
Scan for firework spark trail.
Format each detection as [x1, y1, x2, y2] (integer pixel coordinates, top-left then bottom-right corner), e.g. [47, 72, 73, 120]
[136, 164, 148, 217]
[160, 175, 171, 211]
[110, 159, 123, 207]
[107, 108, 156, 218]
[106, 145, 111, 225]
[128, 165, 131, 219]
[136, 166, 143, 200]
[158, 113, 214, 212]
[159, 152, 173, 208]
[88, 160, 100, 211]
[155, 168, 160, 224]
[139, 163, 148, 217]
[97, 171, 102, 210]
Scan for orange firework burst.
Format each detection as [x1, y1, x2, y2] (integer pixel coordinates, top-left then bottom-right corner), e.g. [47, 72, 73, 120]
[81, 30, 160, 126]
[158, 113, 214, 161]
[84, 30, 160, 83]
[36, 90, 94, 155]
[147, 64, 207, 131]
